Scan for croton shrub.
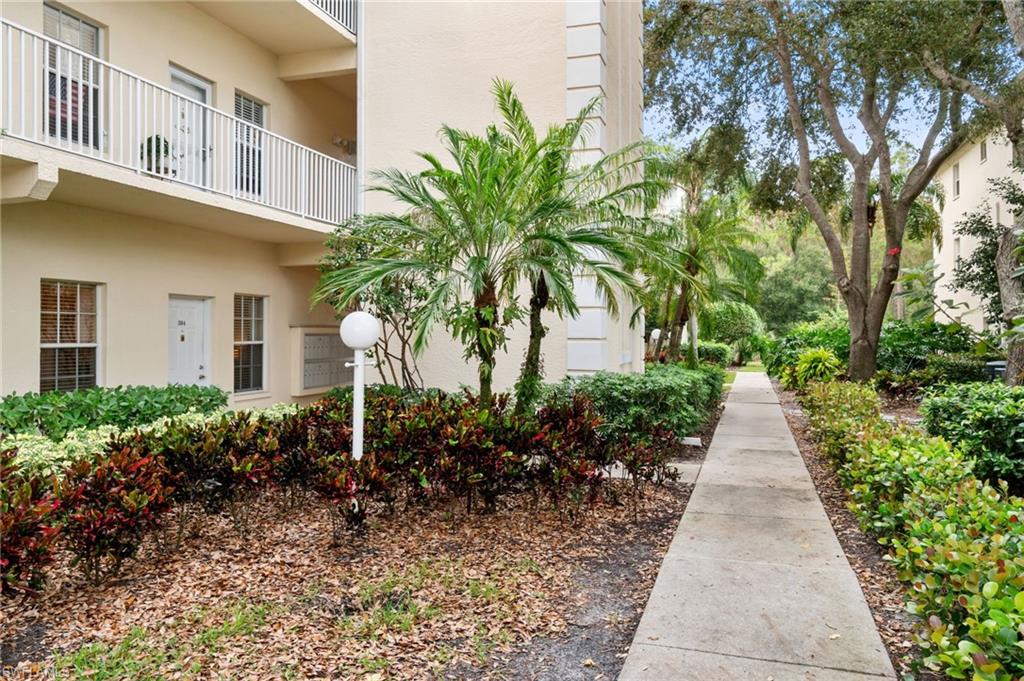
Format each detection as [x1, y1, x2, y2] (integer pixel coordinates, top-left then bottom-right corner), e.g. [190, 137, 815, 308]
[800, 381, 1024, 680]
[2, 364, 723, 594]
[0, 450, 61, 594]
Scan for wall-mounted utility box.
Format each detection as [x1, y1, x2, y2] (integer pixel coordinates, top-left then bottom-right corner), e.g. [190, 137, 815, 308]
[290, 326, 353, 397]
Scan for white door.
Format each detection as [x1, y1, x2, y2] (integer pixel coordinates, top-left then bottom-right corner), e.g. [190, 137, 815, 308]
[168, 297, 209, 385]
[169, 67, 212, 187]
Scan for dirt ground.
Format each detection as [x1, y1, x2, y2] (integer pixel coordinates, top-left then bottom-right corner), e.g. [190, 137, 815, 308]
[1, 480, 690, 681]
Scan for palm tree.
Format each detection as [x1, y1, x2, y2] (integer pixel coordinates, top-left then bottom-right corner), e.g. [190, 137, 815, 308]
[489, 81, 669, 413]
[661, 191, 762, 366]
[314, 121, 573, 408]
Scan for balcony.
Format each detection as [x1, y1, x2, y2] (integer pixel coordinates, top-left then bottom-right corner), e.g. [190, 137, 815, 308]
[0, 19, 357, 231]
[192, 0, 356, 56]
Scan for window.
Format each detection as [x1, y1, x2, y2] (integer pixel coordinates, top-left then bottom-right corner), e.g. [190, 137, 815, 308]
[980, 140, 988, 163]
[234, 92, 265, 197]
[44, 4, 101, 147]
[953, 237, 961, 262]
[40, 280, 98, 392]
[233, 294, 265, 393]
[952, 163, 960, 198]
[996, 202, 1002, 227]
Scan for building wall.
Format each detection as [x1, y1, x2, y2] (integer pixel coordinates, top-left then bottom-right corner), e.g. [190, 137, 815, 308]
[359, 0, 644, 392]
[934, 135, 1018, 331]
[0, 201, 336, 405]
[0, 0, 356, 158]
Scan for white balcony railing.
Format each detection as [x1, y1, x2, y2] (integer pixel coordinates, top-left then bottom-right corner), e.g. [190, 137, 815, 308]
[0, 20, 356, 226]
[310, 0, 357, 35]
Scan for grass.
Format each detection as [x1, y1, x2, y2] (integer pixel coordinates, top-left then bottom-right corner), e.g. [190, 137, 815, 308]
[54, 600, 270, 680]
[724, 371, 736, 386]
[738, 360, 764, 372]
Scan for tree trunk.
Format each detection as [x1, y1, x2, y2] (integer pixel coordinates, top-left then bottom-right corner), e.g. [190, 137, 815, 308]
[997, 225, 1024, 385]
[514, 275, 549, 414]
[474, 282, 499, 409]
[686, 315, 699, 369]
[653, 283, 673, 358]
[666, 282, 689, 361]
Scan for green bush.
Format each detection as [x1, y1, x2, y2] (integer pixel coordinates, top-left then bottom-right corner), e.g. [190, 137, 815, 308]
[873, 353, 991, 395]
[7, 404, 300, 479]
[699, 301, 763, 346]
[548, 364, 724, 445]
[800, 381, 884, 462]
[921, 382, 1024, 492]
[763, 311, 849, 376]
[765, 314, 979, 384]
[781, 347, 844, 391]
[875, 320, 975, 375]
[800, 382, 1024, 680]
[681, 340, 733, 368]
[0, 385, 228, 441]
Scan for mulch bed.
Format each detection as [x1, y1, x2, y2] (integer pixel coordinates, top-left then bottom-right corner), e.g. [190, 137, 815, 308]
[1, 481, 690, 680]
[774, 379, 942, 681]
[879, 392, 924, 424]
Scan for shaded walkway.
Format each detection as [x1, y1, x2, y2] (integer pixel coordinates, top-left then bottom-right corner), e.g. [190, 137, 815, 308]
[618, 372, 895, 680]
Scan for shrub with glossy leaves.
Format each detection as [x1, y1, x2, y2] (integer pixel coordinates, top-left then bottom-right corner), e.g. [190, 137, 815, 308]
[58, 443, 174, 582]
[0, 384, 227, 440]
[0, 449, 61, 594]
[801, 381, 885, 462]
[800, 381, 1024, 680]
[549, 364, 723, 446]
[530, 393, 607, 516]
[922, 382, 1024, 493]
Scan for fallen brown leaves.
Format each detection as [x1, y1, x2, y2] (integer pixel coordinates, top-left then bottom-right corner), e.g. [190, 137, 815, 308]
[1, 482, 688, 680]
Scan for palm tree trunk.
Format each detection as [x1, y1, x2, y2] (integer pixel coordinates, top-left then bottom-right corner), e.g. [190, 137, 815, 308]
[653, 283, 673, 358]
[666, 282, 689, 361]
[686, 315, 699, 369]
[514, 275, 549, 414]
[475, 282, 499, 409]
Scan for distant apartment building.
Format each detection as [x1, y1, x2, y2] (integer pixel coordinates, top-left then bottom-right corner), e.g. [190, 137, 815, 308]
[0, 0, 644, 405]
[933, 134, 1020, 331]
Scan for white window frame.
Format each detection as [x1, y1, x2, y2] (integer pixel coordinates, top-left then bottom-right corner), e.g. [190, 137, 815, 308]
[39, 279, 103, 392]
[233, 91, 267, 199]
[952, 162, 960, 198]
[43, 3, 104, 150]
[44, 2, 102, 57]
[980, 140, 988, 163]
[233, 293, 268, 396]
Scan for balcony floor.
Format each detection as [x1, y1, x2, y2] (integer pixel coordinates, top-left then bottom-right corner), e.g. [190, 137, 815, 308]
[1, 137, 339, 244]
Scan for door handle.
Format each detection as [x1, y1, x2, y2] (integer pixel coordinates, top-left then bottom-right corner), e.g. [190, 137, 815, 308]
[198, 374, 206, 380]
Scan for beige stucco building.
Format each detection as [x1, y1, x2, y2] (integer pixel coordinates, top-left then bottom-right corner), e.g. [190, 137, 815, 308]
[933, 134, 1020, 331]
[0, 0, 645, 405]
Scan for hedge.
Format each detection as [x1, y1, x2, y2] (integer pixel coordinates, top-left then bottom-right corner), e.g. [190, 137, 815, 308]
[546, 364, 724, 446]
[921, 382, 1024, 493]
[0, 385, 228, 440]
[800, 381, 1024, 680]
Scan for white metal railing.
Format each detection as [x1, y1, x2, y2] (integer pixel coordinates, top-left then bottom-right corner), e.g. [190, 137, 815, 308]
[0, 20, 357, 225]
[310, 0, 357, 35]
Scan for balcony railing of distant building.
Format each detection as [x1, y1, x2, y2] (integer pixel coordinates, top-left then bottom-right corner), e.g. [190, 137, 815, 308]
[0, 19, 357, 226]
[310, 0, 357, 35]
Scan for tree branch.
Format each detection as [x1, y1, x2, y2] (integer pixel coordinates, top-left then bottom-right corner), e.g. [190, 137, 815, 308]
[1004, 0, 1024, 59]
[763, 0, 850, 289]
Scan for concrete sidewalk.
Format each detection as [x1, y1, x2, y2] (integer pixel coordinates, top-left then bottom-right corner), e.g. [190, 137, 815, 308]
[618, 372, 895, 681]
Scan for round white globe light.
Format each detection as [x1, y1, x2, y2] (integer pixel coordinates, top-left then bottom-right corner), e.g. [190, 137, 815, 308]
[340, 310, 380, 350]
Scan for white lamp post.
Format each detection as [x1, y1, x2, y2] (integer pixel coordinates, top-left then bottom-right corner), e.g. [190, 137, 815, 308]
[340, 311, 380, 461]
